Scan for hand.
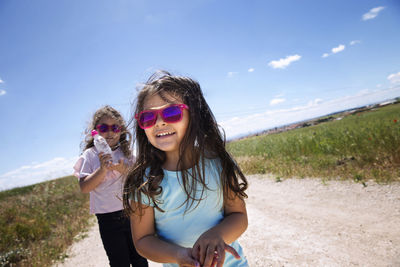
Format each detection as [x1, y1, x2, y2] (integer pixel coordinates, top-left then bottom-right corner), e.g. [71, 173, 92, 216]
[109, 159, 129, 174]
[98, 152, 112, 171]
[176, 247, 200, 267]
[191, 230, 240, 267]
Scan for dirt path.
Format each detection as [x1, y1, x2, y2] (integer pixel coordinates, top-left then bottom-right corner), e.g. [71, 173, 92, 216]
[54, 219, 162, 267]
[55, 175, 400, 266]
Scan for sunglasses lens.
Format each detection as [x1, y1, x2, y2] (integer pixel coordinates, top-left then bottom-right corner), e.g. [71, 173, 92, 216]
[139, 111, 157, 128]
[111, 125, 121, 133]
[162, 106, 182, 123]
[97, 124, 108, 133]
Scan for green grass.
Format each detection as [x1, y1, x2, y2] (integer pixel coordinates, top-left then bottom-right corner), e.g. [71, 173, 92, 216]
[228, 103, 400, 183]
[0, 176, 92, 267]
[0, 103, 398, 266]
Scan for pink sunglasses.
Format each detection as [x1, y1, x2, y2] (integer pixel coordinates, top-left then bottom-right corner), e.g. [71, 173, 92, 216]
[96, 124, 121, 133]
[135, 104, 189, 129]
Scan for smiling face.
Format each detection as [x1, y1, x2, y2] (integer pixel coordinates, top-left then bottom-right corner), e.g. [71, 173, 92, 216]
[97, 116, 121, 148]
[142, 92, 189, 162]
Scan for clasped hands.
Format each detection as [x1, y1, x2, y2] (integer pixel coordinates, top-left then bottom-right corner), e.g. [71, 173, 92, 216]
[176, 230, 240, 267]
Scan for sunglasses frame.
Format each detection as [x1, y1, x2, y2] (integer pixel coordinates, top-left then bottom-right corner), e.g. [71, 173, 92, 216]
[95, 124, 122, 133]
[135, 104, 189, 129]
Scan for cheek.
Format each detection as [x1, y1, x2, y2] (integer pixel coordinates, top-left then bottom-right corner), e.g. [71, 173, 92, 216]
[144, 129, 154, 141]
[180, 113, 190, 135]
[181, 122, 189, 136]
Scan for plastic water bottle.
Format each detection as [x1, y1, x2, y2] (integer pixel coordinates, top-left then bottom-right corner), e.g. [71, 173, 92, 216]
[91, 130, 113, 161]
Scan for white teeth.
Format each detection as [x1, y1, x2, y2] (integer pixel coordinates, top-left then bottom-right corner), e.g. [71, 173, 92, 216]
[157, 132, 174, 137]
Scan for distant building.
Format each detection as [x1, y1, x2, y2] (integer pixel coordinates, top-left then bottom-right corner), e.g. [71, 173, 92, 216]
[379, 99, 396, 106]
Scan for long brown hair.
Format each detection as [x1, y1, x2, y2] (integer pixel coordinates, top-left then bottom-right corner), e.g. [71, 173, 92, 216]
[81, 105, 132, 159]
[123, 71, 247, 216]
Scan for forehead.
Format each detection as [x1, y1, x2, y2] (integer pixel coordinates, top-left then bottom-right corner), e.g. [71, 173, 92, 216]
[98, 116, 118, 124]
[143, 92, 183, 109]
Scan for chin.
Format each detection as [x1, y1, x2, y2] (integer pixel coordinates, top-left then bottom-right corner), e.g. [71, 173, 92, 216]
[108, 142, 118, 148]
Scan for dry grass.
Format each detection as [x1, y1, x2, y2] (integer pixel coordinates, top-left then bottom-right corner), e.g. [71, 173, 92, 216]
[0, 176, 92, 267]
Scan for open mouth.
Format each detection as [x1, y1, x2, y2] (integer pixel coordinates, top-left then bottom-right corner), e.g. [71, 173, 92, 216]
[156, 131, 175, 138]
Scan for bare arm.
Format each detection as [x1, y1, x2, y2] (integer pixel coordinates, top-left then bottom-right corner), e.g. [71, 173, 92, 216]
[130, 203, 200, 266]
[192, 191, 248, 267]
[79, 153, 111, 193]
[208, 194, 248, 244]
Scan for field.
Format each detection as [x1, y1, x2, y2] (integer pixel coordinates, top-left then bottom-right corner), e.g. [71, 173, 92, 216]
[0, 176, 91, 267]
[0, 103, 399, 266]
[228, 103, 400, 183]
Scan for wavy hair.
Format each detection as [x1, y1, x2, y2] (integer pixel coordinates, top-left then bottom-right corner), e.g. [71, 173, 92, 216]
[81, 105, 132, 158]
[123, 71, 247, 216]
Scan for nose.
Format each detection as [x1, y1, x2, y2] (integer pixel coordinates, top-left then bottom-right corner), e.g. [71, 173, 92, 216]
[105, 129, 115, 137]
[154, 112, 166, 127]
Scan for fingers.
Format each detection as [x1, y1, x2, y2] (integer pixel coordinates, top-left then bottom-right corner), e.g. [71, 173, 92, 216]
[100, 153, 111, 161]
[192, 232, 241, 267]
[215, 246, 225, 267]
[179, 261, 199, 267]
[203, 246, 216, 267]
[193, 241, 225, 267]
[211, 254, 218, 267]
[180, 263, 199, 267]
[224, 244, 240, 259]
[198, 243, 206, 265]
[198, 244, 240, 267]
[191, 243, 200, 263]
[98, 153, 112, 168]
[177, 248, 200, 267]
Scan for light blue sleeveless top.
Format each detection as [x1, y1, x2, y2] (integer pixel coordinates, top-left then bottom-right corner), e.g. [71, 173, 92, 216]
[142, 158, 248, 267]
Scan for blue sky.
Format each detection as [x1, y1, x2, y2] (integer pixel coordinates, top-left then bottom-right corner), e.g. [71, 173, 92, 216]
[1, 0, 399, 190]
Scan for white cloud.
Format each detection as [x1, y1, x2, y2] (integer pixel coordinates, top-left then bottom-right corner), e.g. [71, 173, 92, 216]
[0, 78, 3, 83]
[0, 90, 6, 96]
[268, 54, 301, 69]
[332, 44, 345, 54]
[227, 71, 238, 78]
[248, 68, 255, 72]
[350, 40, 361, 45]
[306, 98, 323, 107]
[270, 98, 286, 106]
[0, 156, 78, 191]
[388, 72, 400, 84]
[362, 6, 385, 21]
[323, 44, 346, 58]
[314, 98, 323, 104]
[219, 85, 400, 139]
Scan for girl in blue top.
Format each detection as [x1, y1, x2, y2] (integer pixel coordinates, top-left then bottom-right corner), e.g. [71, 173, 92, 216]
[123, 71, 249, 267]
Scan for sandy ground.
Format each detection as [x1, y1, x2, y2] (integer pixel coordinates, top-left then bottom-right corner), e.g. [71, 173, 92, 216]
[55, 175, 400, 267]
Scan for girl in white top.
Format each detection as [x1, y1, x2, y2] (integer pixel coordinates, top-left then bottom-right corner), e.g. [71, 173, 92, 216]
[74, 105, 148, 267]
[123, 71, 249, 267]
